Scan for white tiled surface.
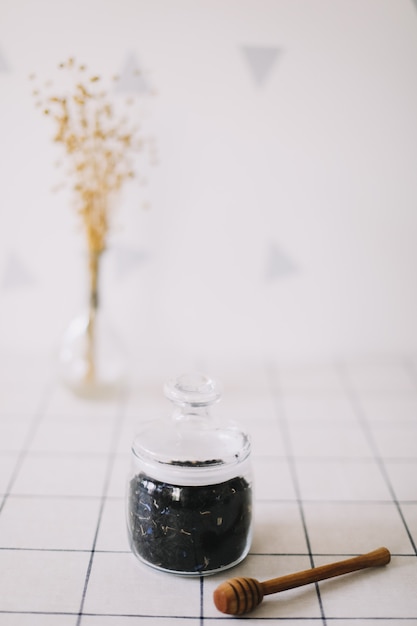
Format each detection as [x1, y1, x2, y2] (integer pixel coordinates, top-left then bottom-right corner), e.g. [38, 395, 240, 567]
[0, 356, 417, 624]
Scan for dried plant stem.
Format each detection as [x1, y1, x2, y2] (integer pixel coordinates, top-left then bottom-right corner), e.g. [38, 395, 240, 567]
[86, 249, 101, 384]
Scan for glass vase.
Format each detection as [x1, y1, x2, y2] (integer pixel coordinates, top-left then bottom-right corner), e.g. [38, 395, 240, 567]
[58, 250, 126, 399]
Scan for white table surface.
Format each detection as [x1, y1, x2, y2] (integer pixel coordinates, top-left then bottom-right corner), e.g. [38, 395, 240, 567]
[0, 355, 416, 624]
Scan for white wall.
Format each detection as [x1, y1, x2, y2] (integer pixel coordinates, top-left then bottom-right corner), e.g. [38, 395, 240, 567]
[1, 0, 417, 375]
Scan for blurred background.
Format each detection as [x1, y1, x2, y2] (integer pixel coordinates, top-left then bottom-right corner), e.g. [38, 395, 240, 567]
[1, 0, 417, 383]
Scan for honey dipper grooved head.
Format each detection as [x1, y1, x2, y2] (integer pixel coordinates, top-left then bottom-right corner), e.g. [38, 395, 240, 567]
[213, 577, 264, 615]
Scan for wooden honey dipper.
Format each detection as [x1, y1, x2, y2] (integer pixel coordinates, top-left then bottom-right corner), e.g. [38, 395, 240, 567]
[213, 546, 391, 615]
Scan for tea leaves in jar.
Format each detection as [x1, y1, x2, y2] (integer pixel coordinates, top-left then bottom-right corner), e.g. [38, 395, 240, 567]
[128, 471, 252, 574]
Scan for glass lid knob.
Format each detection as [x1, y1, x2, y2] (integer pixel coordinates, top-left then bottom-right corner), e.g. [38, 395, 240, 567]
[163, 372, 221, 407]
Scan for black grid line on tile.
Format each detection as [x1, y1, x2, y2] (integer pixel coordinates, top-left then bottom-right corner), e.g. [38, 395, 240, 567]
[1, 546, 416, 558]
[75, 388, 130, 626]
[0, 381, 53, 516]
[338, 363, 417, 557]
[266, 361, 327, 626]
[4, 609, 417, 621]
[199, 576, 204, 625]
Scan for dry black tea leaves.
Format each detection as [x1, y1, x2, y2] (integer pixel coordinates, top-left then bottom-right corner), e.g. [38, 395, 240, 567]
[128, 471, 252, 574]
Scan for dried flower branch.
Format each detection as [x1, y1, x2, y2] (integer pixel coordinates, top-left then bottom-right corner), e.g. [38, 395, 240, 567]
[31, 58, 155, 389]
[32, 57, 151, 255]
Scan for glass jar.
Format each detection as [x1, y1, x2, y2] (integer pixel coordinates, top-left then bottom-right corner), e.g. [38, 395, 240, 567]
[126, 373, 253, 576]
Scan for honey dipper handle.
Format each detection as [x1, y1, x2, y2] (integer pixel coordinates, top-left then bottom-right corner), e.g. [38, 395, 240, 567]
[262, 547, 391, 596]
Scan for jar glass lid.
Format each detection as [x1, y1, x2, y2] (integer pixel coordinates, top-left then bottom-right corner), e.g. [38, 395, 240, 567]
[132, 373, 251, 484]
